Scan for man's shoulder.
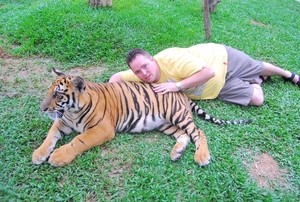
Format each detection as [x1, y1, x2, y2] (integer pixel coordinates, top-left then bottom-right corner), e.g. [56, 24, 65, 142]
[121, 69, 141, 82]
[155, 47, 180, 56]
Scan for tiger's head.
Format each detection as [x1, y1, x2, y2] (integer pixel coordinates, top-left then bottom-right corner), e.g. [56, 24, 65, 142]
[41, 68, 86, 120]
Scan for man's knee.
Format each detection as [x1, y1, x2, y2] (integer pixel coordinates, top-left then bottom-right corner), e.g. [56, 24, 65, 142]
[249, 84, 264, 106]
[250, 95, 264, 106]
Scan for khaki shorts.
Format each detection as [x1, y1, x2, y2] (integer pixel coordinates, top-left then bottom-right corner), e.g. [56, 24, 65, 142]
[218, 45, 265, 106]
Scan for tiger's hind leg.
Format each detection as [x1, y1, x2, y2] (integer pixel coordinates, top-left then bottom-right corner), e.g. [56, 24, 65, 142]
[191, 129, 210, 166]
[173, 117, 210, 166]
[158, 124, 190, 161]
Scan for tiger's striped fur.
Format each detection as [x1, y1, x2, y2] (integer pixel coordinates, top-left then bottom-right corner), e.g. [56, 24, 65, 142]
[32, 68, 250, 167]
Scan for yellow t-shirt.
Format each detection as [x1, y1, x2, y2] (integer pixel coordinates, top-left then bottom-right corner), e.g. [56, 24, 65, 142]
[121, 43, 228, 100]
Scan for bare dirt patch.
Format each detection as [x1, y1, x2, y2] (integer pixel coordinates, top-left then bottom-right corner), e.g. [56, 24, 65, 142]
[246, 153, 289, 190]
[0, 47, 107, 99]
[250, 20, 271, 28]
[0, 46, 12, 59]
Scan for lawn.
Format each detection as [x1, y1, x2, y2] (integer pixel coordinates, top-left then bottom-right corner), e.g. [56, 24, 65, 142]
[0, 0, 299, 201]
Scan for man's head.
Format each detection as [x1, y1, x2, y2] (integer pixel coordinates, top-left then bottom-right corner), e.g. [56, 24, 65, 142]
[126, 49, 160, 83]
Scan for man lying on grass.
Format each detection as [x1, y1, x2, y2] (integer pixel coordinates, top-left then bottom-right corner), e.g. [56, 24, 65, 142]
[110, 43, 299, 106]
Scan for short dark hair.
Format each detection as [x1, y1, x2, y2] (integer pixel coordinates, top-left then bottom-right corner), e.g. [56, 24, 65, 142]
[126, 48, 151, 67]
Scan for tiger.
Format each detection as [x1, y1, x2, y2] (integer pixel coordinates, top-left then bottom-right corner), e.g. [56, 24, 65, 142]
[32, 68, 251, 167]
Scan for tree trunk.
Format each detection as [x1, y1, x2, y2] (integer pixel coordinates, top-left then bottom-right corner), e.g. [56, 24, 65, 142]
[88, 0, 112, 7]
[202, 0, 221, 39]
[203, 0, 211, 39]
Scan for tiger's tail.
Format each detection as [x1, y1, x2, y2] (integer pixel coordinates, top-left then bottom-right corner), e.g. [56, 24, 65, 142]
[189, 100, 252, 125]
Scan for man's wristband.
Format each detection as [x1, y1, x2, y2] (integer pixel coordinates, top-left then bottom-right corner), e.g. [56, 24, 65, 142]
[176, 82, 182, 91]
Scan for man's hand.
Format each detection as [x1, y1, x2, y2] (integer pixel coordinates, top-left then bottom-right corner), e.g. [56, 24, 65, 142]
[153, 82, 179, 94]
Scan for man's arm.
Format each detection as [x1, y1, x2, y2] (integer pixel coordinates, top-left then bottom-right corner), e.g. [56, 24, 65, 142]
[152, 65, 215, 93]
[109, 72, 123, 82]
[180, 65, 215, 89]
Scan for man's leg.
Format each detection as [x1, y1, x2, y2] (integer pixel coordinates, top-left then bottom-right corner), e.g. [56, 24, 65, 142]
[261, 62, 299, 83]
[221, 45, 266, 106]
[218, 77, 265, 106]
[249, 84, 264, 106]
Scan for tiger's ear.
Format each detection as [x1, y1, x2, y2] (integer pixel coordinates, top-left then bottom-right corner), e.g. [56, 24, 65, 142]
[52, 68, 66, 78]
[72, 76, 86, 93]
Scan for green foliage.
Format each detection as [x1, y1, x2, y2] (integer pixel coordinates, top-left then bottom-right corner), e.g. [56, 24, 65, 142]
[0, 0, 299, 201]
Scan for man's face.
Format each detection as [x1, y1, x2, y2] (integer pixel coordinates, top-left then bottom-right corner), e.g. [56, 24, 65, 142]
[129, 54, 160, 83]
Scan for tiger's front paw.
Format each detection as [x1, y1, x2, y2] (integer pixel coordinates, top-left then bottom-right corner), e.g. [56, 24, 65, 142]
[48, 145, 77, 167]
[32, 145, 53, 165]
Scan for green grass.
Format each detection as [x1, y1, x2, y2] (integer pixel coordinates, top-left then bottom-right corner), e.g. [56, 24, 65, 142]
[0, 0, 300, 201]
